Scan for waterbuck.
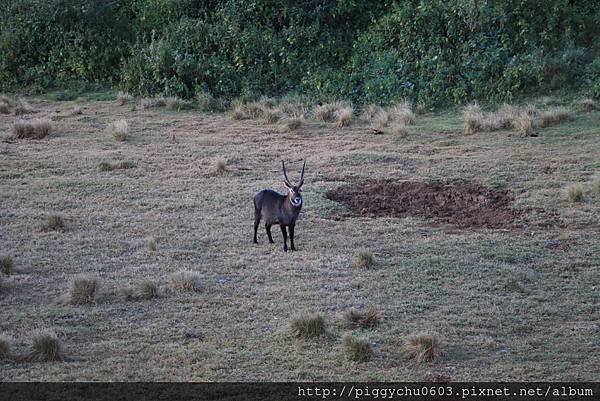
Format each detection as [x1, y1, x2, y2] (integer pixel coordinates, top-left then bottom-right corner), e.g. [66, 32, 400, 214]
[253, 160, 306, 251]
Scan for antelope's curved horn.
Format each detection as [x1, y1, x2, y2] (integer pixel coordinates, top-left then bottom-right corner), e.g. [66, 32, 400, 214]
[282, 160, 292, 186]
[299, 160, 306, 187]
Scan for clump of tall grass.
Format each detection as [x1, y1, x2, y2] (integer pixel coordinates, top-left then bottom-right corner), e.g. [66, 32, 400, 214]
[11, 119, 52, 139]
[69, 276, 98, 305]
[24, 331, 63, 362]
[290, 314, 325, 338]
[343, 334, 373, 362]
[401, 333, 443, 364]
[108, 119, 129, 141]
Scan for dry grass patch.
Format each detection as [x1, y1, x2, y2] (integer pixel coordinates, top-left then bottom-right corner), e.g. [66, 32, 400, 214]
[290, 313, 325, 338]
[197, 91, 223, 112]
[343, 334, 373, 362]
[513, 110, 536, 137]
[344, 307, 380, 329]
[279, 101, 308, 118]
[335, 106, 353, 127]
[13, 100, 33, 115]
[262, 108, 281, 124]
[503, 276, 525, 293]
[463, 103, 483, 135]
[0, 335, 12, 360]
[539, 107, 571, 128]
[355, 251, 374, 268]
[165, 97, 189, 111]
[388, 100, 415, 125]
[69, 276, 98, 305]
[314, 102, 346, 123]
[71, 106, 83, 115]
[140, 97, 167, 110]
[401, 333, 443, 364]
[11, 119, 52, 139]
[168, 271, 200, 292]
[575, 98, 597, 112]
[122, 280, 159, 301]
[278, 117, 304, 132]
[146, 236, 157, 252]
[1, 95, 33, 115]
[108, 119, 129, 141]
[290, 314, 325, 338]
[41, 215, 65, 232]
[564, 184, 584, 203]
[116, 91, 134, 106]
[1, 256, 13, 276]
[214, 159, 227, 175]
[360, 105, 384, 121]
[25, 331, 63, 362]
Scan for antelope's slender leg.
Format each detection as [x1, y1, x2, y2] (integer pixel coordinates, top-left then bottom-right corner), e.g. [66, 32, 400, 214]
[289, 223, 296, 251]
[265, 224, 274, 243]
[280, 225, 288, 252]
[253, 211, 260, 244]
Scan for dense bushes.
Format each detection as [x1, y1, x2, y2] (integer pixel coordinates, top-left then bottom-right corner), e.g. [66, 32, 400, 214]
[1, 0, 598, 105]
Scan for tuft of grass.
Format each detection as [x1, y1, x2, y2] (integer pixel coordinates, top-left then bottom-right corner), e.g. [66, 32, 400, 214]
[197, 91, 224, 112]
[335, 106, 354, 127]
[108, 119, 129, 142]
[11, 119, 52, 139]
[168, 270, 200, 292]
[69, 276, 98, 305]
[575, 98, 597, 112]
[344, 307, 380, 329]
[140, 98, 154, 110]
[279, 101, 308, 118]
[343, 334, 373, 362]
[290, 314, 325, 338]
[0, 335, 12, 360]
[13, 100, 33, 115]
[165, 96, 189, 111]
[278, 117, 304, 132]
[513, 111, 536, 137]
[214, 159, 227, 175]
[137, 280, 159, 300]
[388, 123, 408, 137]
[355, 251, 374, 268]
[1, 256, 13, 276]
[146, 236, 157, 252]
[503, 276, 525, 293]
[121, 280, 159, 301]
[71, 106, 83, 115]
[26, 331, 63, 362]
[41, 215, 65, 232]
[590, 178, 600, 195]
[463, 103, 483, 135]
[116, 91, 134, 106]
[564, 184, 584, 203]
[262, 108, 281, 124]
[401, 333, 443, 364]
[314, 102, 346, 123]
[388, 100, 415, 125]
[230, 105, 247, 120]
[539, 107, 571, 128]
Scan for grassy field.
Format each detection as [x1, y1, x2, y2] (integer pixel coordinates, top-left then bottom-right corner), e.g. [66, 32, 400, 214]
[0, 95, 599, 381]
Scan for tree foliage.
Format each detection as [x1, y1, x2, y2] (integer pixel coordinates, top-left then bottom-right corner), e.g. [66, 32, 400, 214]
[1, 0, 598, 104]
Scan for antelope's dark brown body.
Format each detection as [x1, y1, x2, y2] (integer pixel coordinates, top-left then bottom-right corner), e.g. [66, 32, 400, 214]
[253, 161, 305, 251]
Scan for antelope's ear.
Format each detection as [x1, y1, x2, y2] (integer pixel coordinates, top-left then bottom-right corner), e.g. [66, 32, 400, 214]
[283, 181, 292, 190]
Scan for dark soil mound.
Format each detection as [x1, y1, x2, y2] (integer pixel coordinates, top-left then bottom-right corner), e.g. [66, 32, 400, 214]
[326, 180, 521, 228]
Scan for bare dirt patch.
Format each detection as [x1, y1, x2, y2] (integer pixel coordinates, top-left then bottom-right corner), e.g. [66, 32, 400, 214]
[326, 180, 522, 228]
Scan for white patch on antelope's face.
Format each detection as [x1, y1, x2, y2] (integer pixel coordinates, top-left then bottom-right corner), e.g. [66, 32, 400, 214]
[288, 187, 303, 207]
